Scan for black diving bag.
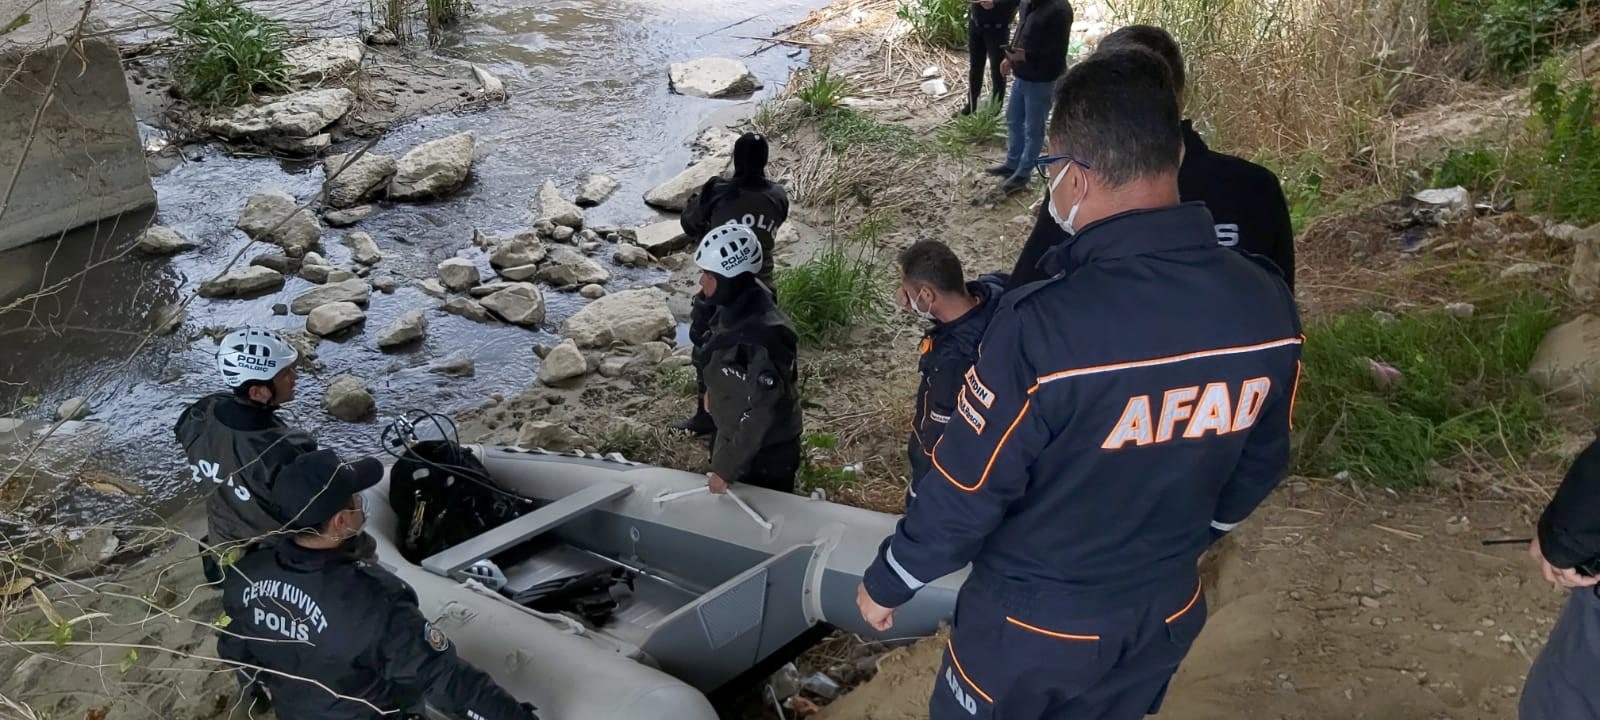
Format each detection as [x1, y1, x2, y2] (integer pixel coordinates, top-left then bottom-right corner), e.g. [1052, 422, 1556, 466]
[388, 440, 533, 564]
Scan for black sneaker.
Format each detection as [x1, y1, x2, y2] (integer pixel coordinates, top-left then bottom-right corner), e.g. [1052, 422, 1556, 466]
[673, 410, 716, 436]
[985, 164, 1016, 177]
[1000, 177, 1029, 195]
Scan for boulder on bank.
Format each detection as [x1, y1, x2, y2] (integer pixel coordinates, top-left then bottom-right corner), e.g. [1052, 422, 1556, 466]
[644, 154, 731, 211]
[306, 301, 366, 336]
[613, 244, 653, 268]
[668, 57, 763, 98]
[561, 288, 674, 348]
[284, 38, 365, 82]
[480, 283, 547, 326]
[323, 153, 397, 209]
[199, 266, 285, 298]
[343, 232, 383, 265]
[537, 246, 611, 286]
[324, 374, 375, 421]
[205, 88, 355, 148]
[237, 190, 322, 256]
[389, 132, 476, 200]
[535, 180, 585, 228]
[438, 258, 481, 292]
[490, 235, 547, 269]
[377, 309, 428, 350]
[691, 127, 741, 161]
[134, 225, 196, 255]
[539, 339, 588, 384]
[516, 420, 588, 452]
[442, 297, 493, 323]
[1570, 223, 1600, 302]
[1528, 314, 1600, 398]
[291, 278, 371, 315]
[576, 173, 619, 207]
[634, 220, 690, 256]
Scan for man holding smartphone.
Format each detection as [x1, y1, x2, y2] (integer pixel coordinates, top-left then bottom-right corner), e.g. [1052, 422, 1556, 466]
[987, 0, 1073, 197]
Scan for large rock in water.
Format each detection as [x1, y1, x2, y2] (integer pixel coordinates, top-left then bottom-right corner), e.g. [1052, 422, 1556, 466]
[613, 244, 653, 268]
[134, 225, 195, 254]
[442, 297, 493, 323]
[199, 266, 285, 298]
[237, 190, 322, 256]
[667, 57, 763, 98]
[389, 132, 476, 200]
[323, 153, 396, 209]
[438, 258, 481, 291]
[634, 220, 690, 256]
[284, 38, 365, 82]
[1569, 223, 1600, 302]
[490, 235, 547, 269]
[537, 246, 611, 286]
[643, 154, 731, 211]
[539, 338, 588, 384]
[377, 309, 427, 349]
[561, 288, 674, 348]
[306, 301, 366, 336]
[1528, 314, 1600, 398]
[480, 283, 546, 326]
[290, 278, 371, 315]
[576, 173, 619, 207]
[204, 88, 355, 146]
[323, 374, 375, 421]
[343, 232, 383, 265]
[534, 180, 585, 228]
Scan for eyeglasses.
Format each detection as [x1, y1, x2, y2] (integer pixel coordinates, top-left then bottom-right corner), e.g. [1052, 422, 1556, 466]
[1034, 153, 1092, 180]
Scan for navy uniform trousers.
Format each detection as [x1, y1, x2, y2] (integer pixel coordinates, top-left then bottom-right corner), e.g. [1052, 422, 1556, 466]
[931, 579, 1207, 720]
[1520, 586, 1600, 719]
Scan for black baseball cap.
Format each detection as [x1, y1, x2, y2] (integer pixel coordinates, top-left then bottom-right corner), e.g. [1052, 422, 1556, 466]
[272, 449, 385, 530]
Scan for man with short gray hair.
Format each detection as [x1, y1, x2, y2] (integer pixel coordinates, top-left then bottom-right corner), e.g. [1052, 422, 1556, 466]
[856, 48, 1303, 719]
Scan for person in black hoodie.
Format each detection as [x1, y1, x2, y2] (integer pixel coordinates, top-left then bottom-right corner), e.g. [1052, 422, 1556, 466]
[1519, 434, 1600, 719]
[895, 240, 1002, 508]
[962, 0, 1021, 116]
[678, 133, 791, 435]
[988, 0, 1073, 196]
[1007, 25, 1296, 291]
[693, 224, 803, 495]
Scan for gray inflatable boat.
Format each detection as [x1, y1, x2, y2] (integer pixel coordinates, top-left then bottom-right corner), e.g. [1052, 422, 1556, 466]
[363, 445, 964, 719]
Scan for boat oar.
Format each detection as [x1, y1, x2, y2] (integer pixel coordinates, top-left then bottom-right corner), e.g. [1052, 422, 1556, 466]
[653, 485, 773, 532]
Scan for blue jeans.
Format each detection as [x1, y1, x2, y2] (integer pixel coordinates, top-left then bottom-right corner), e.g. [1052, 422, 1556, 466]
[1004, 77, 1055, 184]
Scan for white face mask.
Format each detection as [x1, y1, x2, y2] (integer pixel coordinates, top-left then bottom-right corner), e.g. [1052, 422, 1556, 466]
[907, 291, 937, 322]
[1047, 162, 1086, 235]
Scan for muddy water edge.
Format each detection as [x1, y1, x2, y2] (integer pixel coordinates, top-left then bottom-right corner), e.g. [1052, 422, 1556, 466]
[0, 0, 825, 534]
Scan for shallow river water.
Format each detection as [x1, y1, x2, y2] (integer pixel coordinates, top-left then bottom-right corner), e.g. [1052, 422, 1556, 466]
[0, 0, 824, 532]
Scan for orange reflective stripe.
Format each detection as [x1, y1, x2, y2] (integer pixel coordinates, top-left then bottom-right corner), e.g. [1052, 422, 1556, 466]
[1287, 359, 1303, 431]
[1035, 337, 1305, 386]
[1005, 617, 1101, 641]
[946, 639, 994, 703]
[1165, 581, 1203, 624]
[939, 399, 1032, 492]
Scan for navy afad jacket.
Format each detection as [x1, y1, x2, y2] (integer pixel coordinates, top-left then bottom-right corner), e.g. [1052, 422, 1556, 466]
[865, 203, 1303, 610]
[907, 277, 1005, 502]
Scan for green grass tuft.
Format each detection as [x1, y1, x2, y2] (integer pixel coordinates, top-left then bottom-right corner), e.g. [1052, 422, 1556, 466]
[774, 218, 890, 346]
[817, 109, 923, 156]
[797, 66, 848, 114]
[1292, 290, 1560, 488]
[936, 98, 1006, 155]
[654, 364, 697, 398]
[171, 0, 291, 107]
[896, 0, 968, 49]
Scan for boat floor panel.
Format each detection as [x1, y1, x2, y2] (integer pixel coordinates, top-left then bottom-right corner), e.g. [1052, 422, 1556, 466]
[501, 545, 702, 646]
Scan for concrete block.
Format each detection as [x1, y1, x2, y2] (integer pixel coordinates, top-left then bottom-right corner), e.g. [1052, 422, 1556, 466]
[0, 11, 156, 252]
